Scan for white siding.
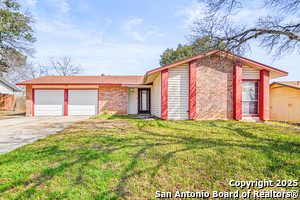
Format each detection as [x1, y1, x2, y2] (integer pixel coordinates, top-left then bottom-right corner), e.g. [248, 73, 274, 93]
[0, 82, 14, 94]
[153, 73, 161, 118]
[242, 66, 260, 79]
[168, 65, 189, 120]
[128, 88, 138, 114]
[151, 86, 154, 115]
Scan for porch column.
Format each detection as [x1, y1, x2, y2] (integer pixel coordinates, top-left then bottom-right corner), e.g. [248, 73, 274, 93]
[189, 60, 197, 119]
[233, 61, 242, 120]
[259, 69, 270, 120]
[161, 69, 168, 119]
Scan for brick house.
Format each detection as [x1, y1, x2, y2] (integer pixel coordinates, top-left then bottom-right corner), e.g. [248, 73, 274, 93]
[16, 50, 288, 120]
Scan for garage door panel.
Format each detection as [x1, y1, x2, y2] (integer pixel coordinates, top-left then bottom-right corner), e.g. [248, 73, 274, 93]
[35, 90, 64, 116]
[68, 90, 97, 115]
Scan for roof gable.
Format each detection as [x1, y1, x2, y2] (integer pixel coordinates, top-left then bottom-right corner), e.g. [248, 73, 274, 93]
[0, 77, 23, 92]
[270, 81, 300, 90]
[145, 49, 288, 80]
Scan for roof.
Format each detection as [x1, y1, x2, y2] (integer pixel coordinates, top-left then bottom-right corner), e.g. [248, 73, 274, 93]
[270, 81, 300, 90]
[16, 75, 144, 86]
[143, 49, 288, 84]
[0, 77, 24, 92]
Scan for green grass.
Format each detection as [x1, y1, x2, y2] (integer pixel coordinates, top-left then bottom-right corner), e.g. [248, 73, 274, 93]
[0, 116, 299, 199]
[268, 120, 300, 129]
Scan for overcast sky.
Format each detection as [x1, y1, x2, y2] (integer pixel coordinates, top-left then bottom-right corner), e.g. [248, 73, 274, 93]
[22, 0, 299, 81]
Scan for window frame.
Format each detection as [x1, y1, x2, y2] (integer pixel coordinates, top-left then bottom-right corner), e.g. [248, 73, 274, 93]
[242, 81, 259, 115]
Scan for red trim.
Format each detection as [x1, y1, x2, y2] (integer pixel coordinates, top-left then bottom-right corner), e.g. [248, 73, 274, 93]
[97, 89, 100, 114]
[64, 89, 68, 116]
[16, 83, 123, 86]
[259, 70, 270, 120]
[137, 88, 140, 115]
[32, 88, 99, 90]
[147, 49, 220, 74]
[146, 49, 288, 76]
[32, 89, 35, 116]
[233, 61, 243, 120]
[223, 51, 288, 75]
[242, 115, 259, 117]
[189, 60, 197, 120]
[243, 79, 260, 81]
[161, 69, 168, 119]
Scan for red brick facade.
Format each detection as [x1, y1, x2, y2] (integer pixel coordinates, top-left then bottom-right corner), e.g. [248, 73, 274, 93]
[195, 56, 234, 120]
[98, 86, 128, 114]
[26, 85, 33, 116]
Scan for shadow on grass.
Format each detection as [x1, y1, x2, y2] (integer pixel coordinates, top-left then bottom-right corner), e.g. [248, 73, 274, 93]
[0, 118, 299, 199]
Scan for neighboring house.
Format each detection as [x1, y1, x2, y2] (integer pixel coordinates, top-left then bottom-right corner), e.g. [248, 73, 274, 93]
[16, 50, 288, 120]
[0, 77, 24, 111]
[0, 77, 23, 94]
[270, 81, 300, 123]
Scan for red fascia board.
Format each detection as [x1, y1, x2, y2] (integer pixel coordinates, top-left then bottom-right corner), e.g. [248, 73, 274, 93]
[146, 49, 288, 76]
[222, 51, 288, 76]
[32, 88, 99, 90]
[16, 83, 123, 86]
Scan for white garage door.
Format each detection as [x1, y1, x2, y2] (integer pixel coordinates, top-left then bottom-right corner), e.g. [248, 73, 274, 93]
[68, 90, 98, 115]
[168, 65, 189, 120]
[35, 90, 64, 116]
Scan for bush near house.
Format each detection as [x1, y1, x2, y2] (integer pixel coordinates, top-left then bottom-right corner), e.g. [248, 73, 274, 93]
[0, 117, 299, 199]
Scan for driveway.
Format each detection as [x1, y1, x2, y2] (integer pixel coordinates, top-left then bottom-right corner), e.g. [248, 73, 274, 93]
[0, 116, 90, 155]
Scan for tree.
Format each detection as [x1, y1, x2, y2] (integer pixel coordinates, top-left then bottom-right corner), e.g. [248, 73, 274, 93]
[3, 56, 83, 86]
[0, 0, 36, 74]
[189, 0, 300, 59]
[159, 37, 227, 66]
[48, 55, 83, 76]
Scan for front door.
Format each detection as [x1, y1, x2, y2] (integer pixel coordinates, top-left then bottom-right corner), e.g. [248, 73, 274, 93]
[139, 89, 150, 114]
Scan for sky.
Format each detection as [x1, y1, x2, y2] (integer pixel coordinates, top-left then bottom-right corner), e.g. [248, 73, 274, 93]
[21, 0, 299, 81]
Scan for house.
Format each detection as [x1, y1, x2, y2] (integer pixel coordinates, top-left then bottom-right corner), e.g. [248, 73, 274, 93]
[270, 81, 300, 123]
[16, 50, 288, 120]
[0, 77, 23, 94]
[0, 77, 24, 111]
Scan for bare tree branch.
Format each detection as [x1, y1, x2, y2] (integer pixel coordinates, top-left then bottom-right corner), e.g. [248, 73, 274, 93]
[190, 0, 300, 59]
[48, 55, 83, 76]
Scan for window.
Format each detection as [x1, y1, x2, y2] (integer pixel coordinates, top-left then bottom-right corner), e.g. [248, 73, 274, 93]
[242, 82, 259, 115]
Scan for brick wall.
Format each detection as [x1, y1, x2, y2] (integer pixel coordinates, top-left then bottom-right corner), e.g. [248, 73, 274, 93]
[0, 93, 15, 111]
[26, 85, 33, 116]
[98, 86, 128, 114]
[195, 55, 234, 120]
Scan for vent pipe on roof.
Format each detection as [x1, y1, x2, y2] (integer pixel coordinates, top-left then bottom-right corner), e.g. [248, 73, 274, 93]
[298, 81, 299, 85]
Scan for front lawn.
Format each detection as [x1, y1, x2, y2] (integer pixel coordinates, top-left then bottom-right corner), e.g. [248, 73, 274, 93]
[0, 116, 299, 199]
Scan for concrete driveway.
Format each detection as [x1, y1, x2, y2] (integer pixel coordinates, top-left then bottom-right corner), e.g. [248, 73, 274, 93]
[0, 116, 90, 155]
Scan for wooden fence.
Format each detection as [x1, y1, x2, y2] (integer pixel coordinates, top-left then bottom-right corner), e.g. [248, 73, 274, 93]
[0, 94, 26, 112]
